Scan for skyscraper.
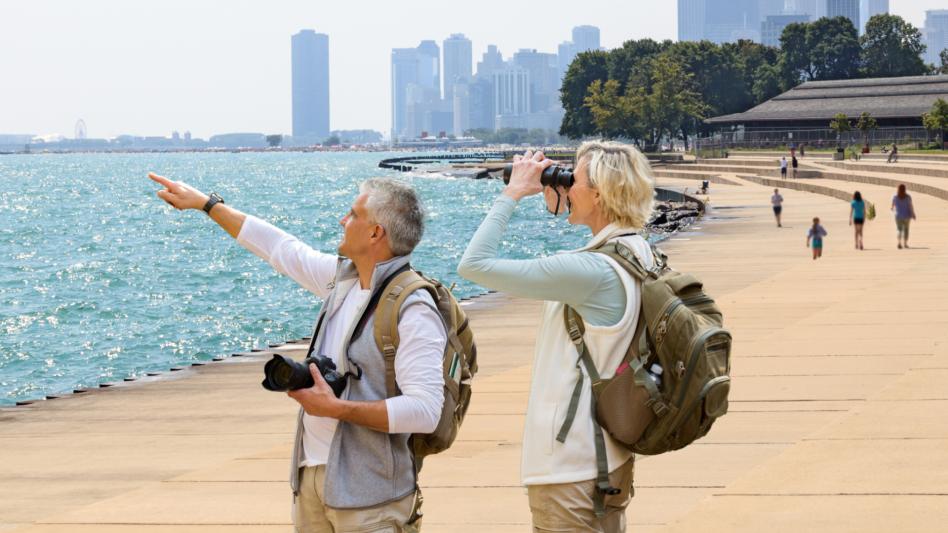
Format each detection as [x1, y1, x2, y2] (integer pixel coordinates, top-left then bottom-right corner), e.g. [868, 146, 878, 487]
[416, 40, 441, 100]
[391, 41, 442, 140]
[786, 0, 826, 19]
[558, 41, 577, 76]
[761, 14, 811, 46]
[493, 66, 530, 129]
[513, 49, 560, 114]
[678, 0, 781, 44]
[443, 34, 472, 101]
[826, 0, 860, 31]
[291, 30, 330, 140]
[678, 0, 706, 42]
[860, 0, 888, 32]
[391, 47, 420, 140]
[925, 10, 948, 65]
[572, 26, 601, 52]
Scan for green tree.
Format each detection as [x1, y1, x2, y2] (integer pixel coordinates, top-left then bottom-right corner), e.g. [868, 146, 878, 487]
[324, 135, 341, 146]
[606, 38, 670, 93]
[559, 50, 610, 139]
[779, 22, 812, 81]
[638, 55, 707, 149]
[725, 39, 784, 105]
[665, 41, 745, 135]
[860, 14, 927, 77]
[752, 63, 785, 103]
[855, 112, 877, 147]
[265, 134, 283, 147]
[829, 113, 852, 147]
[937, 49, 948, 75]
[780, 17, 861, 83]
[922, 98, 948, 148]
[583, 79, 639, 140]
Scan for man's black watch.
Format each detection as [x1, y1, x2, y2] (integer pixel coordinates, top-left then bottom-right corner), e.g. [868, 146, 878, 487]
[202, 192, 224, 214]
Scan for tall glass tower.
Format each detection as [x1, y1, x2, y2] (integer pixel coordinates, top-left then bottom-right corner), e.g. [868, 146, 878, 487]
[291, 30, 330, 140]
[826, 0, 860, 31]
[443, 34, 472, 101]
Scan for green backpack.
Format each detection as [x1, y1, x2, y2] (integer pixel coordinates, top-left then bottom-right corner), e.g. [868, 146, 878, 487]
[557, 240, 731, 514]
[370, 269, 479, 524]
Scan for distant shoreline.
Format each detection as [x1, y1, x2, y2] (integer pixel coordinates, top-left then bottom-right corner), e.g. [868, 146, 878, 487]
[0, 145, 585, 156]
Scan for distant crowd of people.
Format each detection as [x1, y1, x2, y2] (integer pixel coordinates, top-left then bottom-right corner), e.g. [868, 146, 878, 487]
[770, 183, 917, 260]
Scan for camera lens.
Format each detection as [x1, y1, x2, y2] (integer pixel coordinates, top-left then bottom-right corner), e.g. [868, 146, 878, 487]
[261, 353, 347, 397]
[261, 354, 315, 392]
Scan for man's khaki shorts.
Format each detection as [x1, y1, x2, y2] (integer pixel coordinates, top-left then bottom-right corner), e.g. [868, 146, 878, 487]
[293, 465, 420, 533]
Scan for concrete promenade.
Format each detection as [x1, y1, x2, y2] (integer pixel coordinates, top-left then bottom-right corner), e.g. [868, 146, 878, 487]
[2, 159, 948, 531]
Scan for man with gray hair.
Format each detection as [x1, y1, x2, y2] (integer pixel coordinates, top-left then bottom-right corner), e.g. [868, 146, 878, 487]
[148, 173, 445, 533]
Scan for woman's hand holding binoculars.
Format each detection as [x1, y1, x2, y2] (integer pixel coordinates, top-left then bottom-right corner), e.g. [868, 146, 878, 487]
[503, 150, 555, 202]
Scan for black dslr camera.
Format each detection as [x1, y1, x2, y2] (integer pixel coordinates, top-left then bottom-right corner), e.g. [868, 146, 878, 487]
[261, 354, 348, 397]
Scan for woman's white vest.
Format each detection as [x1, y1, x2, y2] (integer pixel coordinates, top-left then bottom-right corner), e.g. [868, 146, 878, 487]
[521, 225, 653, 485]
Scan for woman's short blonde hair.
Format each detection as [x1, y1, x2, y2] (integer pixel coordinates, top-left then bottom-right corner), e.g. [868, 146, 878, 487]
[575, 141, 655, 229]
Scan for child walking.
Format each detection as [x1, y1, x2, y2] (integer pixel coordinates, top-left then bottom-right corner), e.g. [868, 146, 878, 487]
[807, 217, 828, 260]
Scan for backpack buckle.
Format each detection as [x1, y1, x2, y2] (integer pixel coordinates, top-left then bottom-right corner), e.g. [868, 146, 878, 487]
[649, 398, 670, 417]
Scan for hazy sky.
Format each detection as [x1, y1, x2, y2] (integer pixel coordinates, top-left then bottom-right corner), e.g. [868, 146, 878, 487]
[1, 0, 943, 139]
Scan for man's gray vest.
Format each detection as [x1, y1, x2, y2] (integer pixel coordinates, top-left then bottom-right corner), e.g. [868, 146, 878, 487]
[289, 254, 444, 509]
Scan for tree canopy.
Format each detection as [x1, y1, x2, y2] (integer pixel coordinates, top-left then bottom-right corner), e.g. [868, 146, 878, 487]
[861, 14, 927, 78]
[558, 14, 934, 145]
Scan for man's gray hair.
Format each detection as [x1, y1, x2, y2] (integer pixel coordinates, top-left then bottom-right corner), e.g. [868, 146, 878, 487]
[359, 178, 425, 256]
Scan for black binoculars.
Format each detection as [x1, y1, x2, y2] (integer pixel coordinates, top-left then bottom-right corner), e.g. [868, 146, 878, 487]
[502, 164, 575, 189]
[261, 353, 347, 396]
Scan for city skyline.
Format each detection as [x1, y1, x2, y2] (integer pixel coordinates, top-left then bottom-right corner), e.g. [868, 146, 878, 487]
[0, 0, 943, 140]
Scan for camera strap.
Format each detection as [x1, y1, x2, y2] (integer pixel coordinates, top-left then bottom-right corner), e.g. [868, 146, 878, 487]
[304, 263, 411, 359]
[351, 263, 412, 342]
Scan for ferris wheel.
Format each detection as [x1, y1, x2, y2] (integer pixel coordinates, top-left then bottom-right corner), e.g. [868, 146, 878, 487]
[75, 119, 87, 140]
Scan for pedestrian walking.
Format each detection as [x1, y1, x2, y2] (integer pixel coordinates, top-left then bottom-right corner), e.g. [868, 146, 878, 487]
[800, 143, 806, 158]
[771, 188, 784, 227]
[791, 155, 799, 179]
[887, 143, 899, 163]
[850, 191, 866, 250]
[780, 156, 787, 179]
[807, 217, 828, 260]
[891, 184, 917, 249]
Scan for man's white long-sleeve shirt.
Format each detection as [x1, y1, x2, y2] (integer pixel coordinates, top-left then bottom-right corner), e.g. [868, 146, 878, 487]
[236, 215, 445, 466]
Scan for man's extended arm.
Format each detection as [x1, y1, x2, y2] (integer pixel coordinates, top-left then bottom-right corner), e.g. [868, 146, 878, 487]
[148, 172, 336, 297]
[149, 172, 246, 237]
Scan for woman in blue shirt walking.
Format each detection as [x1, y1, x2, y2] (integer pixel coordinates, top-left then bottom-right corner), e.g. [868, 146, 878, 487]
[849, 191, 866, 250]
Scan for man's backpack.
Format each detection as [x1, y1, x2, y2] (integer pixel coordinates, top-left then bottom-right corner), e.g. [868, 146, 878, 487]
[372, 269, 478, 470]
[557, 240, 731, 514]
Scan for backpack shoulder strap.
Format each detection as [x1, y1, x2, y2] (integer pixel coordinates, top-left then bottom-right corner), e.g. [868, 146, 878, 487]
[591, 239, 665, 281]
[372, 270, 436, 398]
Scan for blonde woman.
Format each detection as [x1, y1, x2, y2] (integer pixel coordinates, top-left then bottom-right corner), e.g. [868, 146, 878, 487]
[458, 141, 655, 532]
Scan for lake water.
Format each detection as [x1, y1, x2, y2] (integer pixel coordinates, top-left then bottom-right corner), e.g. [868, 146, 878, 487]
[0, 151, 595, 405]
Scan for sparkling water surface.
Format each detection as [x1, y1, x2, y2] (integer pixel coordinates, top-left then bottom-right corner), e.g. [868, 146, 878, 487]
[0, 152, 594, 405]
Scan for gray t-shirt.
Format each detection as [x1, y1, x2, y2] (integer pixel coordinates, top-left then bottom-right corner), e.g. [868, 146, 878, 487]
[771, 193, 783, 206]
[892, 195, 913, 220]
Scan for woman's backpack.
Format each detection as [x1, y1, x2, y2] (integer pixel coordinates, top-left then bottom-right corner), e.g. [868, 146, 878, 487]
[556, 241, 731, 514]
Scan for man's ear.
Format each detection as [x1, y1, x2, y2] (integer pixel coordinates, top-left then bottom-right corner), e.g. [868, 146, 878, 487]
[370, 223, 386, 242]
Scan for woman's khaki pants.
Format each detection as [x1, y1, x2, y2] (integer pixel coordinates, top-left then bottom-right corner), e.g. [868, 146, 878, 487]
[527, 458, 635, 533]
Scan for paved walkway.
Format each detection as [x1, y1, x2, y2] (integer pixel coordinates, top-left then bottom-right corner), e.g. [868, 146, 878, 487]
[2, 161, 947, 532]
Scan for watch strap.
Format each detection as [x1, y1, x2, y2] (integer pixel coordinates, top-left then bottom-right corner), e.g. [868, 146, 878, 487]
[203, 193, 224, 214]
